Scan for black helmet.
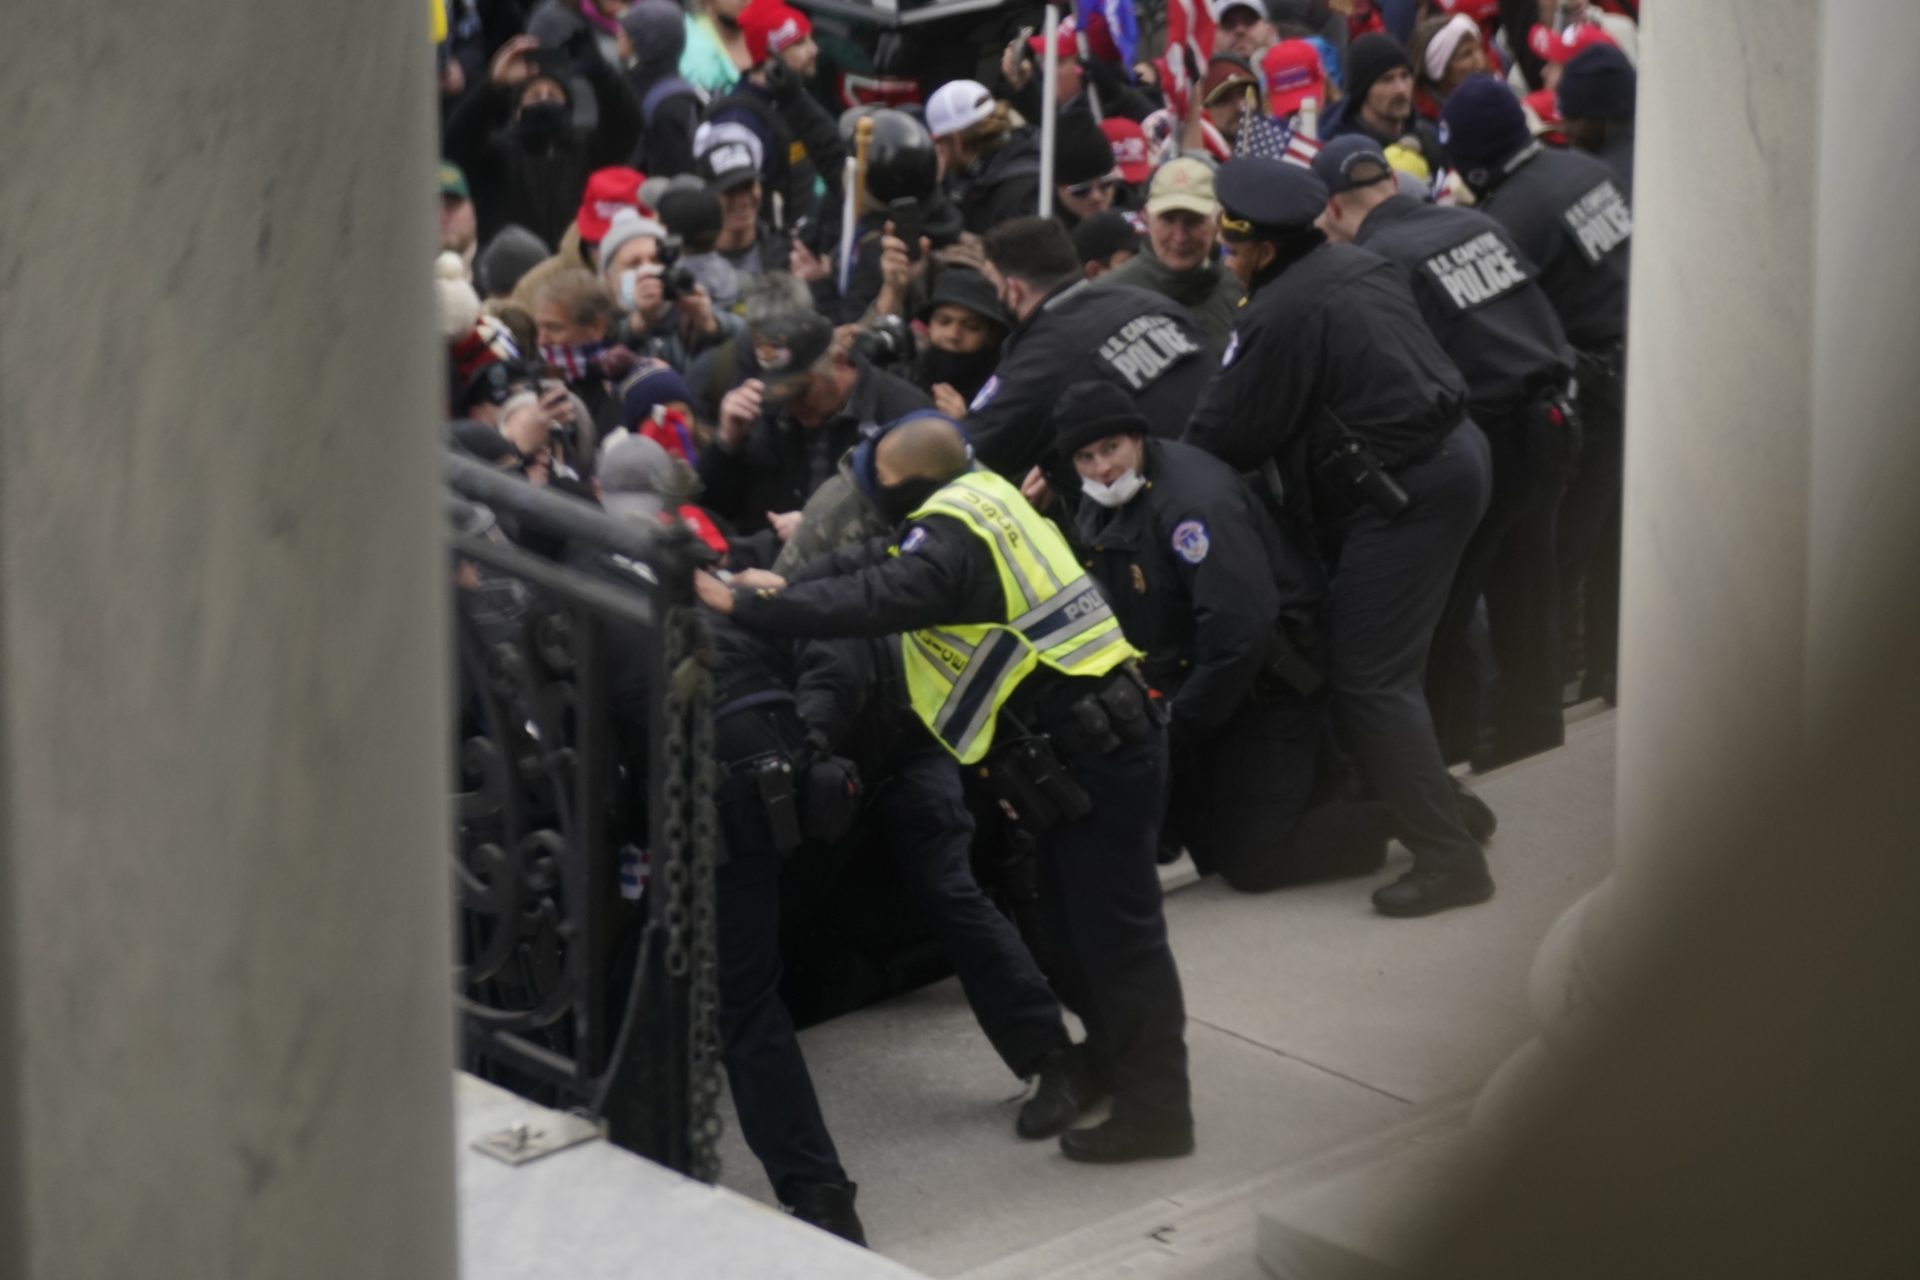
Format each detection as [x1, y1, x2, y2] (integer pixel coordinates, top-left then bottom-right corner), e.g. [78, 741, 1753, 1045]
[857, 109, 938, 206]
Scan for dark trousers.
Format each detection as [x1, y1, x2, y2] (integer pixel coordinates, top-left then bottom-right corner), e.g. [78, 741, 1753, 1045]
[871, 747, 1070, 1077]
[1033, 727, 1191, 1129]
[1328, 421, 1492, 874]
[1170, 694, 1391, 892]
[1427, 402, 1572, 766]
[714, 705, 846, 1202]
[1558, 365, 1625, 700]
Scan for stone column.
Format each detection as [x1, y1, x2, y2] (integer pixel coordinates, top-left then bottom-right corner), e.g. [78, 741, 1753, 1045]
[0, 5, 457, 1278]
[1481, 0, 1920, 1121]
[1477, 0, 1831, 1124]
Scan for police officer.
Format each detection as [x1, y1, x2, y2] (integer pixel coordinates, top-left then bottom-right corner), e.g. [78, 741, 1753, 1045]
[1442, 74, 1631, 705]
[1315, 134, 1578, 768]
[695, 413, 1194, 1163]
[970, 216, 1215, 487]
[1056, 383, 1399, 890]
[583, 542, 866, 1244]
[1557, 45, 1638, 201]
[765, 459, 1085, 1140]
[1185, 156, 1496, 918]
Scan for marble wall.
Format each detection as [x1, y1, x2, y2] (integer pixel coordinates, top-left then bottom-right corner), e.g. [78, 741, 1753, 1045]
[0, 3, 457, 1276]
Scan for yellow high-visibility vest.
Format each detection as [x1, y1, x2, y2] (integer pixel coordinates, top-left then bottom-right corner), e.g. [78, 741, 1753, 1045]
[899, 471, 1137, 763]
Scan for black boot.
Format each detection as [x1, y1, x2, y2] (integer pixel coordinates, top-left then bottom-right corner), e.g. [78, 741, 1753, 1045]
[1059, 1111, 1195, 1164]
[1017, 1043, 1108, 1139]
[1371, 866, 1496, 918]
[782, 1179, 867, 1247]
[1451, 777, 1498, 843]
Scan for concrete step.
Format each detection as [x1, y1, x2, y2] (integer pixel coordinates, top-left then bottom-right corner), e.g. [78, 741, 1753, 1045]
[1253, 1122, 1488, 1280]
[952, 1104, 1471, 1280]
[456, 1074, 927, 1279]
[714, 711, 1617, 1277]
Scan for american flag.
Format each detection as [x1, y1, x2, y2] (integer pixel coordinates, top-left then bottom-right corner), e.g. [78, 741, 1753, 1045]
[1160, 0, 1215, 117]
[1235, 108, 1323, 169]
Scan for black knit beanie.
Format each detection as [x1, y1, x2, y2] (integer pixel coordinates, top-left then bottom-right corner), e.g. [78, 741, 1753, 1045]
[1052, 380, 1150, 456]
[1345, 33, 1413, 108]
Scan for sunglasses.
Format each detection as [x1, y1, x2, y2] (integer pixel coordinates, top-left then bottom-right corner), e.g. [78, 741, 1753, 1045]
[1063, 172, 1121, 200]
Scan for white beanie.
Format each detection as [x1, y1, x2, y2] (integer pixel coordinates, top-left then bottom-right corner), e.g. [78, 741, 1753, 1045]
[436, 251, 482, 342]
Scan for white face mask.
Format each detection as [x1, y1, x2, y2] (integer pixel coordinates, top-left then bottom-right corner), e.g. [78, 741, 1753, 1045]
[1080, 469, 1145, 508]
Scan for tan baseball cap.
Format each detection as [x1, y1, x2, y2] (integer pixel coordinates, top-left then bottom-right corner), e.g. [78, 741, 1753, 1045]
[1146, 158, 1219, 218]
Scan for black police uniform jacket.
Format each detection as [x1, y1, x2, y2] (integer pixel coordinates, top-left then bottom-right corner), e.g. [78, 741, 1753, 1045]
[1073, 439, 1322, 739]
[968, 280, 1213, 482]
[1354, 195, 1574, 417]
[697, 359, 932, 536]
[1185, 242, 1467, 519]
[1474, 143, 1632, 352]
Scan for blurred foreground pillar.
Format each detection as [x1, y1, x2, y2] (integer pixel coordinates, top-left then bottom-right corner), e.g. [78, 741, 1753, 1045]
[1435, 0, 1920, 1273]
[0, 5, 456, 1278]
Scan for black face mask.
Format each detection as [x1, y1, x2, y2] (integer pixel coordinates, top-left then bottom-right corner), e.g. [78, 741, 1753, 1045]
[915, 345, 1000, 402]
[874, 475, 944, 524]
[515, 100, 569, 150]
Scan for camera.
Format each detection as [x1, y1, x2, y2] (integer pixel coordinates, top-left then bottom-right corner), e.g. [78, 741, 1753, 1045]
[658, 266, 700, 301]
[850, 314, 912, 367]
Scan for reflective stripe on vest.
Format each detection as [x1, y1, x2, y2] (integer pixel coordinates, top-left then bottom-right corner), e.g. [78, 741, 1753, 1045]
[899, 471, 1137, 763]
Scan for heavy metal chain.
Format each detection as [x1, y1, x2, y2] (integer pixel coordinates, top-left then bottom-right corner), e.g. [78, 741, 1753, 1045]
[658, 603, 723, 1182]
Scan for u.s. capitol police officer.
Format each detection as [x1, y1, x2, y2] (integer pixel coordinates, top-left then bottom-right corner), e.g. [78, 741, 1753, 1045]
[1056, 383, 1400, 891]
[967, 216, 1216, 486]
[1442, 74, 1632, 705]
[1315, 134, 1579, 769]
[1184, 156, 1496, 919]
[695, 412, 1194, 1163]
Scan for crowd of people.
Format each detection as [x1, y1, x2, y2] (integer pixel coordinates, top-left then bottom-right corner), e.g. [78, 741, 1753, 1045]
[438, 0, 1640, 1249]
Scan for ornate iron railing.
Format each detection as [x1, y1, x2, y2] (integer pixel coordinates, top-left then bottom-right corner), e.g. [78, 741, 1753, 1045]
[446, 453, 723, 1180]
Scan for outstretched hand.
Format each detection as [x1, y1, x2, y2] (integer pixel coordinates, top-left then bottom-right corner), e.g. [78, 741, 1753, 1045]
[694, 570, 737, 614]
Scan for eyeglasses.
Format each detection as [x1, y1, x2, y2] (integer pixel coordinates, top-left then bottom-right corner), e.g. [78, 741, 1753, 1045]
[1063, 173, 1121, 200]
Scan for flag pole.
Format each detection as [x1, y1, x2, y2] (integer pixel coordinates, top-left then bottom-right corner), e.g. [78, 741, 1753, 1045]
[1075, 22, 1102, 122]
[1039, 5, 1060, 218]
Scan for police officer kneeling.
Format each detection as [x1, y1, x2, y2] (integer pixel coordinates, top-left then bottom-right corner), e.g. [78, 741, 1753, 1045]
[695, 412, 1194, 1163]
[1185, 157, 1496, 918]
[1056, 383, 1398, 890]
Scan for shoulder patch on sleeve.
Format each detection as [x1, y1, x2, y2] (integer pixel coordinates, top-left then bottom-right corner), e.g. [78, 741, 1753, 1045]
[1171, 520, 1210, 565]
[969, 375, 1001, 410]
[900, 526, 930, 554]
[1220, 331, 1241, 368]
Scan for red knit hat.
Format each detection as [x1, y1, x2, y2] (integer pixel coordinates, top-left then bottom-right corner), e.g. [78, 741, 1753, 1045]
[739, 0, 812, 67]
[577, 166, 648, 244]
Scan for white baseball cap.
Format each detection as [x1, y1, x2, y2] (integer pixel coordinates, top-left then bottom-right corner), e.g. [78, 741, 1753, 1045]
[925, 79, 996, 140]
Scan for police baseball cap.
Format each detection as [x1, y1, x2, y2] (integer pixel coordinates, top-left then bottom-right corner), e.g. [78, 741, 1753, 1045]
[1214, 157, 1328, 239]
[1311, 135, 1395, 195]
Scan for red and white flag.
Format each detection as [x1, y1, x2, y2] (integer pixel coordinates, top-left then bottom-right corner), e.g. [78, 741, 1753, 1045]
[1160, 0, 1217, 118]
